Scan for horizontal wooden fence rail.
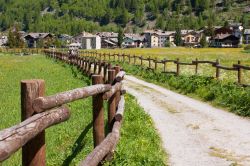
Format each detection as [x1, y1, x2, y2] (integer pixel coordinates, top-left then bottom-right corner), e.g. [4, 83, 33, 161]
[81, 51, 250, 87]
[0, 48, 44, 55]
[0, 106, 70, 162]
[0, 50, 126, 166]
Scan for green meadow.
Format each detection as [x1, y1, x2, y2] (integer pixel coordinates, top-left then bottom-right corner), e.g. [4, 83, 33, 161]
[97, 48, 250, 84]
[0, 54, 167, 166]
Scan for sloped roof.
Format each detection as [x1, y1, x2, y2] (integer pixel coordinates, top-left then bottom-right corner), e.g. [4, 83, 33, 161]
[25, 33, 52, 39]
[213, 34, 239, 40]
[181, 30, 194, 35]
[124, 33, 144, 41]
[96, 32, 118, 38]
[244, 29, 250, 35]
[103, 39, 116, 45]
[143, 30, 175, 36]
[74, 32, 98, 38]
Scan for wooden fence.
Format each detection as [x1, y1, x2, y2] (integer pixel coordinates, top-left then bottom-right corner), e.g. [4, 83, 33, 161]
[0, 50, 126, 166]
[80, 51, 250, 87]
[0, 48, 45, 55]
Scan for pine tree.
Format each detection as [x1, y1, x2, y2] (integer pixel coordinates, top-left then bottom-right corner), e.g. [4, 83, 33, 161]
[200, 35, 207, 47]
[7, 26, 25, 48]
[8, 29, 15, 48]
[175, 27, 182, 46]
[156, 16, 165, 29]
[118, 27, 124, 48]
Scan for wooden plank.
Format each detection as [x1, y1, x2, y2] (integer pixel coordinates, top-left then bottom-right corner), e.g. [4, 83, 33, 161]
[115, 71, 126, 82]
[115, 96, 125, 121]
[79, 121, 122, 166]
[33, 84, 111, 113]
[0, 106, 70, 162]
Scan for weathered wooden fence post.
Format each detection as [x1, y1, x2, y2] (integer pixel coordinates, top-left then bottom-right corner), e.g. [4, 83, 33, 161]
[118, 54, 120, 62]
[108, 70, 116, 132]
[216, 59, 220, 79]
[114, 65, 121, 106]
[113, 53, 116, 61]
[21, 80, 45, 166]
[122, 54, 125, 62]
[237, 60, 242, 84]
[140, 56, 143, 66]
[195, 58, 198, 75]
[148, 58, 151, 69]
[155, 58, 157, 70]
[92, 75, 105, 147]
[98, 61, 102, 74]
[94, 61, 97, 74]
[163, 60, 166, 72]
[176, 58, 180, 76]
[103, 62, 107, 82]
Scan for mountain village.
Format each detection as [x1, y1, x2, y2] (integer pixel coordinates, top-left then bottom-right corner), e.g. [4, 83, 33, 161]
[0, 22, 249, 50]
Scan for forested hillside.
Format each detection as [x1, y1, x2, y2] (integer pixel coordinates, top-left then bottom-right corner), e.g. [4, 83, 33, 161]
[0, 0, 249, 35]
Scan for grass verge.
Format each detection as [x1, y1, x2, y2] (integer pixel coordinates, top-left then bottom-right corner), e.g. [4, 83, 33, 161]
[114, 61, 250, 117]
[0, 54, 167, 166]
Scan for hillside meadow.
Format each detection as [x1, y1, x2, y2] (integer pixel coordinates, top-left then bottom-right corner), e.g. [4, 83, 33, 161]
[0, 54, 167, 166]
[97, 48, 250, 84]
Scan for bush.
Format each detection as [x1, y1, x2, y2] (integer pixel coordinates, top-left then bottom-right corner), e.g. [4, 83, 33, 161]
[244, 45, 250, 50]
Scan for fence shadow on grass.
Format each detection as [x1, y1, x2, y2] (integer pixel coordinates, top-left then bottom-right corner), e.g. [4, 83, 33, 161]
[62, 122, 92, 166]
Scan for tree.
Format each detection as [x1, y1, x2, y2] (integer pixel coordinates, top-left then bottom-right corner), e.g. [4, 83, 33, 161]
[224, 20, 229, 28]
[118, 27, 124, 48]
[200, 35, 207, 47]
[7, 26, 25, 48]
[156, 16, 165, 29]
[174, 27, 182, 46]
[8, 29, 15, 48]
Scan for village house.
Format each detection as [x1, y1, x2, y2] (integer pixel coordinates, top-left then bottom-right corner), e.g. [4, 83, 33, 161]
[157, 31, 175, 47]
[143, 30, 156, 47]
[96, 32, 118, 48]
[24, 33, 54, 48]
[58, 34, 72, 44]
[123, 34, 144, 48]
[209, 25, 242, 47]
[182, 31, 202, 46]
[0, 35, 8, 47]
[210, 34, 239, 47]
[73, 32, 101, 50]
[244, 29, 250, 44]
[143, 30, 176, 48]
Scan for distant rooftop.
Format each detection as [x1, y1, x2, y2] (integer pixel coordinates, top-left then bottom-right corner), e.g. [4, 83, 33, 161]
[96, 32, 118, 38]
[244, 29, 250, 35]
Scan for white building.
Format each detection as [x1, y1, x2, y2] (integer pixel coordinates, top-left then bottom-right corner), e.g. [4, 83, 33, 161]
[73, 32, 101, 50]
[244, 29, 250, 44]
[0, 36, 8, 46]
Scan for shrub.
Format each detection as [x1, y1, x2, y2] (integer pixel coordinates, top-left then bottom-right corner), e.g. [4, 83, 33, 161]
[244, 44, 250, 50]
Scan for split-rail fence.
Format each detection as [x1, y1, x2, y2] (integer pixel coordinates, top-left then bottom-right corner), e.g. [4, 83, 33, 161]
[81, 51, 250, 87]
[0, 50, 126, 166]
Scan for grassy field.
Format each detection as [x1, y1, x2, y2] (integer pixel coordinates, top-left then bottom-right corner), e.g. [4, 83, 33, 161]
[97, 48, 250, 84]
[0, 54, 167, 166]
[91, 47, 250, 116]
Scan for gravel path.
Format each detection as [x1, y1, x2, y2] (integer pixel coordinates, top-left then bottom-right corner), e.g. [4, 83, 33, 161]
[124, 75, 250, 166]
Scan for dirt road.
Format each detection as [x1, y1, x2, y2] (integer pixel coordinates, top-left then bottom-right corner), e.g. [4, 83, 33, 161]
[124, 75, 250, 166]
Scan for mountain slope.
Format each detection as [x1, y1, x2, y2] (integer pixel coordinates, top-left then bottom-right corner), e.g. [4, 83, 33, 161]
[0, 0, 249, 35]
